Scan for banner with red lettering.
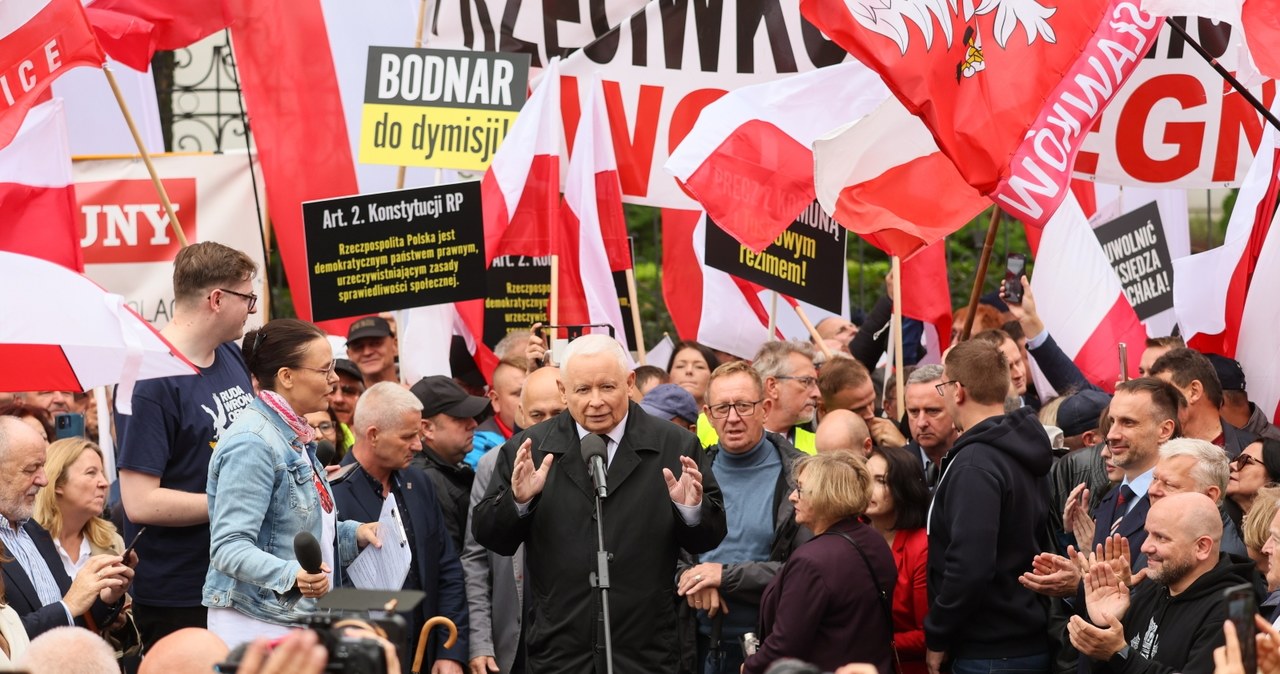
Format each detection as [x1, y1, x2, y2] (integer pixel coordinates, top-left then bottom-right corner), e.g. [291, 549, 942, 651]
[1075, 18, 1277, 188]
[72, 152, 268, 328]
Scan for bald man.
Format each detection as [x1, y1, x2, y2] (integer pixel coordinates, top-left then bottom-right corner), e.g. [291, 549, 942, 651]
[814, 409, 873, 456]
[1068, 492, 1255, 671]
[139, 628, 229, 674]
[515, 366, 564, 430]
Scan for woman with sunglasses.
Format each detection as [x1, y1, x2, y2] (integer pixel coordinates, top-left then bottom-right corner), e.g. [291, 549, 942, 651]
[1225, 439, 1280, 533]
[203, 319, 380, 649]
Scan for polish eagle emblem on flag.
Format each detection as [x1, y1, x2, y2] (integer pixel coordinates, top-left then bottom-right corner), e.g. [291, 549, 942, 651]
[843, 0, 1058, 79]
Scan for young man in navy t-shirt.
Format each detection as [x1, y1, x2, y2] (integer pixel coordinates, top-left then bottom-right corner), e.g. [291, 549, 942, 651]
[115, 242, 258, 650]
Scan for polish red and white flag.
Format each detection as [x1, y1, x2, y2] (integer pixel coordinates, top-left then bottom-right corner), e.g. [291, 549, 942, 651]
[84, 0, 231, 72]
[1030, 195, 1147, 392]
[801, 0, 1163, 229]
[0, 0, 106, 150]
[557, 76, 631, 346]
[0, 99, 82, 271]
[665, 61, 890, 252]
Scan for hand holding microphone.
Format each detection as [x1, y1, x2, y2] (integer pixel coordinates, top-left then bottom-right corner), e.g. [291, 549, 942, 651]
[294, 532, 330, 598]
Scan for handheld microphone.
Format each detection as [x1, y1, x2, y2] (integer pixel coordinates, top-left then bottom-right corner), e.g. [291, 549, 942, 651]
[581, 434, 609, 499]
[294, 531, 324, 574]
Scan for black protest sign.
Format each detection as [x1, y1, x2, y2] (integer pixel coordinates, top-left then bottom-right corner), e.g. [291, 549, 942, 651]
[705, 201, 846, 313]
[1093, 201, 1173, 320]
[484, 255, 551, 346]
[303, 182, 485, 322]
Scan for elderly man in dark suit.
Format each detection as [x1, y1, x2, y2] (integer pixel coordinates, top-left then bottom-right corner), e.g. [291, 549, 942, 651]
[0, 416, 132, 639]
[473, 334, 727, 674]
[329, 384, 468, 673]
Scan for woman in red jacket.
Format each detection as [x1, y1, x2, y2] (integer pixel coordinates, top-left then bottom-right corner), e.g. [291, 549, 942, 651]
[865, 445, 932, 674]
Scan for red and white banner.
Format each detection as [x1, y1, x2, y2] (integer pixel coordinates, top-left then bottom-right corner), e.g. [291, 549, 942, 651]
[72, 152, 268, 329]
[0, 99, 82, 271]
[900, 240, 953, 355]
[84, 0, 231, 72]
[801, 0, 1162, 228]
[813, 96, 990, 258]
[0, 0, 106, 150]
[665, 61, 890, 252]
[558, 76, 631, 345]
[1030, 195, 1148, 392]
[1075, 18, 1277, 188]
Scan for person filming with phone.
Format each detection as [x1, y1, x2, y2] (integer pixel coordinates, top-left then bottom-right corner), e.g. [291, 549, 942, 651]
[1068, 492, 1258, 672]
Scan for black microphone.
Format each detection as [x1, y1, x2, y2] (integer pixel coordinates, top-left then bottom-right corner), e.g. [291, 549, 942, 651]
[581, 434, 609, 499]
[294, 531, 324, 574]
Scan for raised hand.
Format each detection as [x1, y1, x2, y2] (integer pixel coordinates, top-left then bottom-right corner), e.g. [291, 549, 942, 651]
[511, 439, 553, 504]
[1082, 562, 1130, 626]
[1063, 483, 1094, 547]
[663, 455, 703, 507]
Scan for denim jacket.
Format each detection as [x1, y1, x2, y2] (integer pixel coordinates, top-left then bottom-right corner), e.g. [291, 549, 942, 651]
[203, 398, 360, 625]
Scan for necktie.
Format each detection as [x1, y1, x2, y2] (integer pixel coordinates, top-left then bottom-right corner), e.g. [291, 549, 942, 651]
[1110, 485, 1135, 535]
[925, 462, 940, 489]
[596, 434, 611, 468]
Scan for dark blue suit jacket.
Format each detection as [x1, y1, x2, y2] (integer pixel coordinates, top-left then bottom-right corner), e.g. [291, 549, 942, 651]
[1, 520, 114, 639]
[1090, 487, 1150, 572]
[330, 455, 469, 666]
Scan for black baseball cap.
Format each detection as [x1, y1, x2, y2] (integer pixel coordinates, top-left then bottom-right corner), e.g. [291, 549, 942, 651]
[333, 358, 362, 381]
[1204, 353, 1246, 392]
[1057, 389, 1112, 438]
[347, 317, 393, 343]
[409, 375, 491, 419]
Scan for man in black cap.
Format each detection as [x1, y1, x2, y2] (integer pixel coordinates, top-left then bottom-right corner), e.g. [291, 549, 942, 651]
[640, 383, 701, 432]
[346, 316, 399, 387]
[1149, 348, 1255, 458]
[328, 358, 364, 448]
[1047, 389, 1113, 555]
[1207, 353, 1280, 442]
[410, 375, 491, 552]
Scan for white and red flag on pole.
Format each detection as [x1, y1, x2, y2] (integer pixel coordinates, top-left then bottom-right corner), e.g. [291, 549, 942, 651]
[0, 0, 106, 150]
[800, 0, 1162, 229]
[1029, 195, 1147, 392]
[665, 61, 890, 252]
[557, 76, 631, 346]
[84, 0, 231, 72]
[0, 99, 82, 271]
[899, 239, 953, 354]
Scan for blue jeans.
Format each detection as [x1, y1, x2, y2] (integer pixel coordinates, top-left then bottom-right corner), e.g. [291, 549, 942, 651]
[951, 652, 1050, 674]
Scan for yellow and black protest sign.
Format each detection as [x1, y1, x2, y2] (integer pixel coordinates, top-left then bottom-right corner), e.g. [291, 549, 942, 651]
[705, 201, 847, 314]
[302, 182, 486, 321]
[359, 47, 530, 172]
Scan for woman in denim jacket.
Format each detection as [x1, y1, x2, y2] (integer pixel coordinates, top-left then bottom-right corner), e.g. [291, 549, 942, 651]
[203, 318, 380, 648]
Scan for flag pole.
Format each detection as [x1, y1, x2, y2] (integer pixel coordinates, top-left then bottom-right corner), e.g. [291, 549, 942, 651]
[961, 208, 1003, 341]
[767, 291, 779, 340]
[891, 256, 905, 417]
[624, 269, 647, 364]
[102, 65, 188, 248]
[1165, 20, 1280, 133]
[792, 304, 835, 360]
[395, 0, 431, 190]
[549, 254, 560, 329]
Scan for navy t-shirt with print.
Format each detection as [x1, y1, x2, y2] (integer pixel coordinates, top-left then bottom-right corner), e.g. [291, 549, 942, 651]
[115, 341, 254, 607]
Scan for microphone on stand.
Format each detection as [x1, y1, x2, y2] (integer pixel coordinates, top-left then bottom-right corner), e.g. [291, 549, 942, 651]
[581, 434, 609, 499]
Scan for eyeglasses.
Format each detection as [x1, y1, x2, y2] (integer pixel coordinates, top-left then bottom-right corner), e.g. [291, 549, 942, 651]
[707, 400, 763, 418]
[793, 485, 810, 499]
[313, 422, 334, 433]
[935, 380, 961, 396]
[214, 287, 258, 312]
[776, 375, 818, 389]
[294, 360, 337, 377]
[1234, 453, 1262, 469]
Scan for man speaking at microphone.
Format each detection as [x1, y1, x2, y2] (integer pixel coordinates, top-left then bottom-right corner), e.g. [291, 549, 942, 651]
[473, 334, 726, 673]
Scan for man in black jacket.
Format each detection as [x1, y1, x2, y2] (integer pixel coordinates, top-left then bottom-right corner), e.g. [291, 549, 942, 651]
[1069, 492, 1254, 672]
[675, 361, 811, 674]
[472, 334, 726, 674]
[926, 340, 1054, 674]
[409, 375, 490, 552]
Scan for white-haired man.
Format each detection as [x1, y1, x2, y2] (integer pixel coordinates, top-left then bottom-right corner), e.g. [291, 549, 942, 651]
[473, 335, 726, 673]
[1148, 437, 1246, 557]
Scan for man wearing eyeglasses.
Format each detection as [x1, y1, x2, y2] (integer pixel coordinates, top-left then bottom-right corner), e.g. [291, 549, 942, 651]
[115, 242, 259, 649]
[752, 340, 821, 455]
[675, 360, 811, 674]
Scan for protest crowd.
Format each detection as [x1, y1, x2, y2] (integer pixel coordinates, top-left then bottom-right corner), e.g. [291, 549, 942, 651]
[5, 0, 1280, 672]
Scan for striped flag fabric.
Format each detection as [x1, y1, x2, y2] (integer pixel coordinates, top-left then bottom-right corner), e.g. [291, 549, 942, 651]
[0, 99, 83, 271]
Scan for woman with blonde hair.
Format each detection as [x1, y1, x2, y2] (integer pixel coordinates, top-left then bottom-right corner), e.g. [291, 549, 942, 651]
[743, 451, 897, 674]
[34, 439, 123, 576]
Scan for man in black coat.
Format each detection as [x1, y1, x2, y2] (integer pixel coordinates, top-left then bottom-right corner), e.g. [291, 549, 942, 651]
[473, 334, 727, 674]
[0, 416, 133, 639]
[328, 384, 468, 672]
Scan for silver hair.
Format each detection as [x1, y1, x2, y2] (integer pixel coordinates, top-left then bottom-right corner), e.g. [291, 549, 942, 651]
[906, 364, 945, 386]
[353, 382, 423, 437]
[19, 627, 119, 674]
[559, 333, 628, 373]
[752, 340, 816, 379]
[1158, 437, 1230, 499]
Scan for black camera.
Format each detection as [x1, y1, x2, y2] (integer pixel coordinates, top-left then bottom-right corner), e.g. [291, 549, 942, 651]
[764, 658, 834, 674]
[216, 613, 406, 674]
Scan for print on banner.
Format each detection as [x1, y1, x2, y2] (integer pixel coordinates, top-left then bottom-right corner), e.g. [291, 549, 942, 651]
[1093, 201, 1173, 320]
[484, 255, 551, 346]
[76, 178, 196, 264]
[303, 181, 486, 321]
[359, 47, 530, 171]
[705, 201, 845, 313]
